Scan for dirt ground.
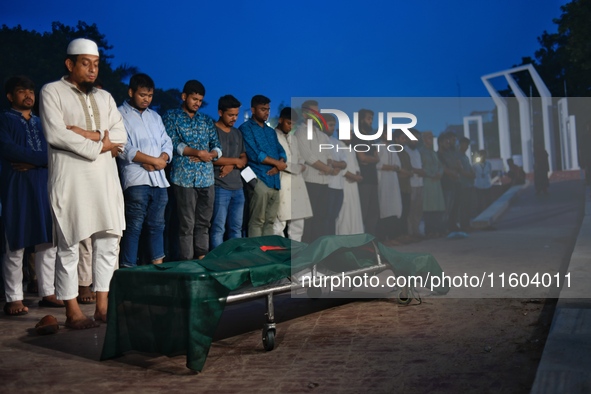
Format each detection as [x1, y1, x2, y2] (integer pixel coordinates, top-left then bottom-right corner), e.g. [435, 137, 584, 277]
[197, 294, 557, 393]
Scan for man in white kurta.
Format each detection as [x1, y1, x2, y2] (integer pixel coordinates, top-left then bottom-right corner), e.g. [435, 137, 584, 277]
[273, 108, 312, 241]
[40, 38, 126, 329]
[295, 100, 333, 242]
[376, 142, 403, 241]
[336, 140, 364, 235]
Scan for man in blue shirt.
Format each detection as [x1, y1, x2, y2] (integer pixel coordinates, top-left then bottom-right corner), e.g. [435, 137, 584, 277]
[239, 95, 287, 237]
[118, 73, 173, 267]
[163, 80, 222, 259]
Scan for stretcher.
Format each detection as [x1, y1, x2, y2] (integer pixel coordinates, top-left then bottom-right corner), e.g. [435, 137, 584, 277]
[101, 234, 448, 371]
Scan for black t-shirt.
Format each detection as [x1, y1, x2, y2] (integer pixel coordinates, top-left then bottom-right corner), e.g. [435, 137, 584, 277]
[352, 134, 378, 185]
[214, 126, 245, 190]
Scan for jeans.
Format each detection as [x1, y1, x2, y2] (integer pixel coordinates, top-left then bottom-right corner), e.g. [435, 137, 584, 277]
[120, 185, 168, 267]
[210, 186, 245, 249]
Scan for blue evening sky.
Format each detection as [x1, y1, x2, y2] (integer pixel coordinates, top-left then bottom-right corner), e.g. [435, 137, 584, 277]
[2, 0, 569, 129]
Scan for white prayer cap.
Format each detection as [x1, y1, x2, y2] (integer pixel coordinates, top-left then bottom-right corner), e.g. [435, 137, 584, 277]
[67, 38, 99, 57]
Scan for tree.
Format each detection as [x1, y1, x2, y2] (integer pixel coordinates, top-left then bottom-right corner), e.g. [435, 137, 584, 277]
[0, 21, 132, 108]
[508, 0, 591, 172]
[511, 0, 591, 97]
[151, 88, 182, 115]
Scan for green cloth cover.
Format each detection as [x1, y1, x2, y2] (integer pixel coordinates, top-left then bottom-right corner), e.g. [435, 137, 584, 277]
[101, 234, 448, 371]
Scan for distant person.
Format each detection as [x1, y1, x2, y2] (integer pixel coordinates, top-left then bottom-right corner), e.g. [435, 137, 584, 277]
[507, 158, 526, 186]
[118, 73, 173, 267]
[376, 131, 403, 243]
[393, 129, 413, 241]
[40, 38, 126, 328]
[210, 95, 247, 249]
[295, 100, 333, 242]
[336, 132, 364, 236]
[419, 131, 445, 237]
[0, 75, 62, 315]
[239, 95, 286, 236]
[458, 137, 475, 231]
[438, 132, 462, 233]
[406, 129, 426, 237]
[473, 149, 492, 214]
[273, 107, 312, 241]
[352, 109, 380, 235]
[533, 144, 549, 195]
[163, 79, 222, 260]
[323, 114, 347, 235]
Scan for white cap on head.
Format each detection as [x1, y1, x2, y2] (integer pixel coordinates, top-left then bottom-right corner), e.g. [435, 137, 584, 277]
[67, 38, 99, 57]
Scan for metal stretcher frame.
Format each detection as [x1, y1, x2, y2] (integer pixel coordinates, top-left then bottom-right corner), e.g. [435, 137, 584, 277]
[101, 235, 440, 372]
[224, 241, 414, 352]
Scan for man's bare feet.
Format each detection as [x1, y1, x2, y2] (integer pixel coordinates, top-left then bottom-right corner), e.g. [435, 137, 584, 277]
[3, 301, 29, 316]
[93, 311, 107, 323]
[65, 316, 99, 329]
[94, 291, 109, 323]
[77, 286, 96, 304]
[64, 299, 99, 330]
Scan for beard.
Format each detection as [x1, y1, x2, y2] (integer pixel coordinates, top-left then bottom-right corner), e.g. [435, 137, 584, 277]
[80, 81, 95, 93]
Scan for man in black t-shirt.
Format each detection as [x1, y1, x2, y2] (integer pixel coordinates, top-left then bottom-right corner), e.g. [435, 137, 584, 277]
[210, 95, 247, 249]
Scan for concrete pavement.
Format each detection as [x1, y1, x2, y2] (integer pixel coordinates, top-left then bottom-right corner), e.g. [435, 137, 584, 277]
[531, 186, 591, 393]
[0, 176, 587, 393]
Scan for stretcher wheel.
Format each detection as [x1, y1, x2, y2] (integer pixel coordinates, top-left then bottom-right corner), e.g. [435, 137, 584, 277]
[397, 290, 412, 305]
[307, 287, 322, 299]
[263, 329, 275, 351]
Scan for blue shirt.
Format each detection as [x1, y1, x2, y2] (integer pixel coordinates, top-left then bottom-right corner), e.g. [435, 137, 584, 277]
[118, 101, 173, 190]
[473, 160, 492, 189]
[239, 118, 287, 189]
[163, 108, 222, 188]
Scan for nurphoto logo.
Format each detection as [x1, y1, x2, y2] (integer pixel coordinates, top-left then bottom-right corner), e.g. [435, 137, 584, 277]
[304, 107, 418, 153]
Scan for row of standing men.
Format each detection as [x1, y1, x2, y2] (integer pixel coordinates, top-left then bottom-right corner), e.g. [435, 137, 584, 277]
[0, 38, 496, 328]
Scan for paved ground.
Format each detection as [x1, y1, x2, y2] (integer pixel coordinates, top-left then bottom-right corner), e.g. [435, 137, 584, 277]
[531, 182, 591, 393]
[0, 177, 586, 393]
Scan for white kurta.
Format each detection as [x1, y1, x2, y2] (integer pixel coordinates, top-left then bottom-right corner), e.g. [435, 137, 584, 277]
[377, 148, 402, 219]
[40, 77, 126, 247]
[275, 129, 313, 221]
[336, 144, 364, 235]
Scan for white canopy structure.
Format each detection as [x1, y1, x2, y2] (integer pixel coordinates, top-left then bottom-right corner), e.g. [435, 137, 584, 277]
[481, 64, 555, 173]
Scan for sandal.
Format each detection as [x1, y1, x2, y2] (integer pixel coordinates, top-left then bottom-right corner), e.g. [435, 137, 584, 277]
[35, 315, 59, 335]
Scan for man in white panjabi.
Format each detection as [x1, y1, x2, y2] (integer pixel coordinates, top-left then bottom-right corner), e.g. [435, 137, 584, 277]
[336, 138, 364, 236]
[273, 107, 312, 241]
[40, 38, 126, 329]
[376, 134, 403, 241]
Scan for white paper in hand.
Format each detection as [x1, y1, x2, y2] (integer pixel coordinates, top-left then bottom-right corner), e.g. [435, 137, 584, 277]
[240, 166, 257, 183]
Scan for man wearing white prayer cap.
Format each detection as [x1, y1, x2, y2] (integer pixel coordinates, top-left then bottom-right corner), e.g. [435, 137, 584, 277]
[39, 38, 127, 329]
[67, 38, 100, 56]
